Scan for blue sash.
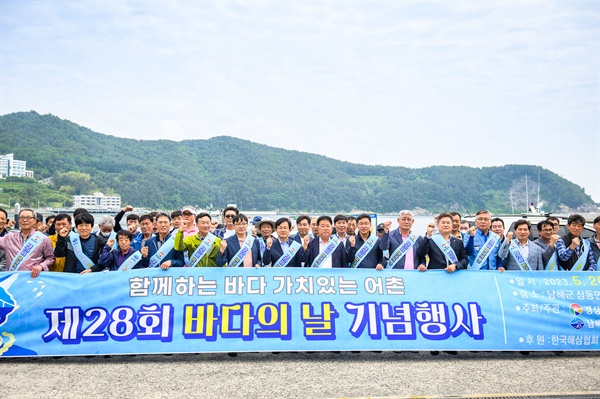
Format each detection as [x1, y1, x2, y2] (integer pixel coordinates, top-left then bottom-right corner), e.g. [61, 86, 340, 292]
[333, 234, 347, 244]
[259, 237, 267, 258]
[148, 236, 176, 268]
[108, 231, 118, 250]
[507, 240, 532, 271]
[351, 235, 379, 268]
[188, 233, 217, 268]
[387, 234, 418, 269]
[9, 231, 46, 271]
[572, 240, 590, 272]
[273, 241, 302, 268]
[545, 251, 560, 271]
[68, 232, 95, 270]
[118, 251, 142, 271]
[229, 236, 256, 268]
[471, 232, 500, 270]
[311, 237, 341, 268]
[431, 235, 459, 264]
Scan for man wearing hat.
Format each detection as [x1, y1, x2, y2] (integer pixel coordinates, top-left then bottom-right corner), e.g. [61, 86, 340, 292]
[180, 206, 199, 238]
[256, 219, 275, 265]
[252, 216, 263, 226]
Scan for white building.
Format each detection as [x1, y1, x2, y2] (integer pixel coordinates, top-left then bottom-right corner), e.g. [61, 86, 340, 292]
[73, 192, 121, 210]
[0, 154, 34, 178]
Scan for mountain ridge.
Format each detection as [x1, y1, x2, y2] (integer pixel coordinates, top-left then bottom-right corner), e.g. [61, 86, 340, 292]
[0, 110, 595, 213]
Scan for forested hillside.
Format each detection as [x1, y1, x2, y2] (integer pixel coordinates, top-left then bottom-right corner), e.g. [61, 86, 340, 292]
[0, 111, 595, 213]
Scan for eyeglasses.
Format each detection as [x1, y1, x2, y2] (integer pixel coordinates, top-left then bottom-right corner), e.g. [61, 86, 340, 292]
[234, 222, 248, 226]
[19, 216, 34, 221]
[541, 229, 553, 233]
[225, 214, 236, 218]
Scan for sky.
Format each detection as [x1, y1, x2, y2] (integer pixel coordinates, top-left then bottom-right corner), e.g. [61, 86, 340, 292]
[1, 1, 599, 204]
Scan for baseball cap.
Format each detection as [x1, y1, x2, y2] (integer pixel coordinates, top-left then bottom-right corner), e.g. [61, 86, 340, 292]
[181, 206, 197, 215]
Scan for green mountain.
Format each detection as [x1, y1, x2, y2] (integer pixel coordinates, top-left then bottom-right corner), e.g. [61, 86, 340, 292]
[0, 111, 595, 213]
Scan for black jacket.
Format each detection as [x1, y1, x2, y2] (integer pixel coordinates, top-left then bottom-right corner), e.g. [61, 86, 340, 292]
[54, 234, 107, 273]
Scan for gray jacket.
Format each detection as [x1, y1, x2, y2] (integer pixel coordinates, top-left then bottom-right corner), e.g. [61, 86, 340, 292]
[499, 239, 545, 271]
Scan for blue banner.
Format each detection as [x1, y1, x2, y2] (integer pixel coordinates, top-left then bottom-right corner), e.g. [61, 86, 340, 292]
[0, 269, 598, 357]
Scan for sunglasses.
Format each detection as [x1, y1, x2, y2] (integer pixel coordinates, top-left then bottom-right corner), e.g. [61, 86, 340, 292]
[224, 214, 236, 218]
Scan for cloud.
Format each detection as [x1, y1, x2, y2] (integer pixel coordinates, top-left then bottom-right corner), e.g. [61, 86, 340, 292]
[2, 1, 598, 201]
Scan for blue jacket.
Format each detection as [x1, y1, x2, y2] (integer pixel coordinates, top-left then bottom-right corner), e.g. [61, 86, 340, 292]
[217, 234, 262, 267]
[263, 238, 304, 267]
[141, 233, 185, 268]
[465, 230, 503, 270]
[131, 232, 145, 251]
[346, 233, 387, 269]
[498, 239, 545, 271]
[303, 237, 347, 268]
[379, 229, 423, 269]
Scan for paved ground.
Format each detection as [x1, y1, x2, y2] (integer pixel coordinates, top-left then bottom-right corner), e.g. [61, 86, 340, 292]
[1, 351, 599, 399]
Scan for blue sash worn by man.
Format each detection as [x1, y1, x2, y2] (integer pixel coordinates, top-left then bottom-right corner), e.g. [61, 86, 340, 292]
[416, 213, 469, 273]
[533, 220, 560, 270]
[379, 211, 423, 270]
[54, 212, 106, 273]
[465, 210, 502, 270]
[346, 213, 386, 269]
[262, 219, 305, 268]
[303, 216, 347, 268]
[217, 214, 262, 267]
[141, 213, 185, 269]
[555, 214, 597, 271]
[498, 220, 544, 271]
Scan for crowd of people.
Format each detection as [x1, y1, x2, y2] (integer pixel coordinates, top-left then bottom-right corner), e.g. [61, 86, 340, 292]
[0, 204, 597, 278]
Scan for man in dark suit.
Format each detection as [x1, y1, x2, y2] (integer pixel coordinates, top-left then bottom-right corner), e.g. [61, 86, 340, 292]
[417, 213, 468, 273]
[217, 213, 262, 267]
[303, 216, 347, 268]
[141, 213, 185, 269]
[379, 210, 423, 270]
[346, 213, 386, 269]
[263, 217, 303, 267]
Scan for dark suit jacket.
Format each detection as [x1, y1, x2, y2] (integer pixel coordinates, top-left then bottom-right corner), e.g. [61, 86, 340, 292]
[217, 234, 262, 267]
[346, 233, 386, 268]
[417, 235, 469, 270]
[263, 238, 303, 267]
[141, 233, 185, 268]
[379, 229, 423, 269]
[303, 237, 347, 268]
